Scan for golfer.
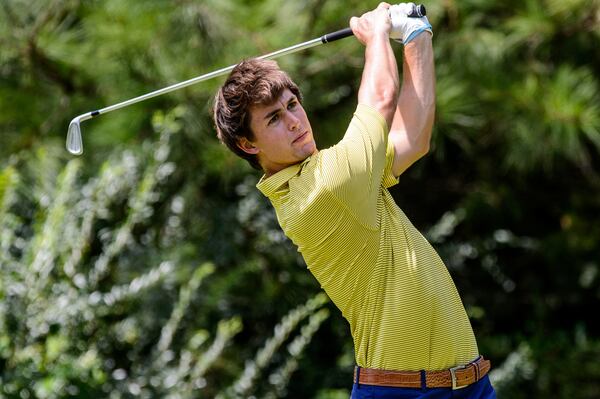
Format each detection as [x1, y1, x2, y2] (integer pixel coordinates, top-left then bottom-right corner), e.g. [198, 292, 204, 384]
[214, 2, 496, 398]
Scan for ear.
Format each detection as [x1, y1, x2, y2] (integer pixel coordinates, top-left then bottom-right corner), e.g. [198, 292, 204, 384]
[236, 137, 260, 155]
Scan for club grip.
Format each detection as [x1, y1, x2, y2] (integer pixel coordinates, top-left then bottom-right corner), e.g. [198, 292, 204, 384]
[321, 4, 426, 43]
[411, 4, 426, 18]
[322, 28, 354, 43]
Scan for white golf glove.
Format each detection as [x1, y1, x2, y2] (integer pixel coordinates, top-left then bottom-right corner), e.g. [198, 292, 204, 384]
[389, 3, 433, 45]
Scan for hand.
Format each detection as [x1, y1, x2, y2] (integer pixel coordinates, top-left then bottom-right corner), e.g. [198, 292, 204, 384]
[350, 2, 392, 46]
[389, 2, 433, 45]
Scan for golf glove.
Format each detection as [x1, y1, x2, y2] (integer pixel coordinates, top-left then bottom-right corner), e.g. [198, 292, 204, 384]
[389, 2, 432, 45]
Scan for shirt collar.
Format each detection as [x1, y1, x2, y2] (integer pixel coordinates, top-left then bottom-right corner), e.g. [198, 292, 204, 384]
[256, 157, 312, 198]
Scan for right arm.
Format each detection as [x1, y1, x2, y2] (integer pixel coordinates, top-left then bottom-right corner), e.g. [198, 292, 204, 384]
[317, 4, 399, 226]
[350, 2, 400, 128]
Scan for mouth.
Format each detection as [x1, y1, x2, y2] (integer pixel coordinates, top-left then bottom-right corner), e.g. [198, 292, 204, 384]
[292, 131, 308, 144]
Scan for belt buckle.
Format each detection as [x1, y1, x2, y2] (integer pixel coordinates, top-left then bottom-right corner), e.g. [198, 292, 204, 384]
[449, 363, 469, 390]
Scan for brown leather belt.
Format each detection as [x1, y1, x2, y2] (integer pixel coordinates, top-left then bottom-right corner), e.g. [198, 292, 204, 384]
[354, 356, 491, 390]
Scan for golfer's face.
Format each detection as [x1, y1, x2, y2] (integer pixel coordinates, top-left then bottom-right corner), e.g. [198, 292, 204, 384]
[248, 89, 316, 175]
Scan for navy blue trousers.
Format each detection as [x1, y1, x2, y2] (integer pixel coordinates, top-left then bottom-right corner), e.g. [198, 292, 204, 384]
[350, 375, 496, 399]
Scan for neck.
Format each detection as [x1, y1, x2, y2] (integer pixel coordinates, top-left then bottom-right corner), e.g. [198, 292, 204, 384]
[261, 150, 318, 179]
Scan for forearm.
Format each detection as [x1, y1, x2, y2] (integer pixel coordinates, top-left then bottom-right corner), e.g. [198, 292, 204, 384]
[390, 33, 435, 174]
[358, 35, 400, 128]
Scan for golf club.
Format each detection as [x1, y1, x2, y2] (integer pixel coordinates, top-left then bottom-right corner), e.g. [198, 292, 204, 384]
[66, 4, 426, 155]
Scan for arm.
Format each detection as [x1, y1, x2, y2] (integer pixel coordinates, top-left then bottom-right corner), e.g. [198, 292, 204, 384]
[350, 3, 400, 127]
[317, 4, 399, 225]
[389, 33, 435, 177]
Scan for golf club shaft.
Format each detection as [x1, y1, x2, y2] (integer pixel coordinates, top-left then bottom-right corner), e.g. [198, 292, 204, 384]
[88, 33, 350, 117]
[91, 38, 324, 118]
[81, 4, 425, 120]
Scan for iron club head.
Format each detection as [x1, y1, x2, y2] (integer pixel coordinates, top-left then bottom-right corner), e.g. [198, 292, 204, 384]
[66, 117, 83, 155]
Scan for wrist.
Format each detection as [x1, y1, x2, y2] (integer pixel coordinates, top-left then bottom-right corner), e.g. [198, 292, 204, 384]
[403, 31, 432, 48]
[367, 30, 391, 44]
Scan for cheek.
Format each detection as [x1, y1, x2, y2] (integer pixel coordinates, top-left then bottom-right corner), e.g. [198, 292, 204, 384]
[266, 129, 289, 154]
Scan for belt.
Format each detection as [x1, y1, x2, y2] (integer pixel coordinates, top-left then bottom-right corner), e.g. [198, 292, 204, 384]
[353, 356, 491, 390]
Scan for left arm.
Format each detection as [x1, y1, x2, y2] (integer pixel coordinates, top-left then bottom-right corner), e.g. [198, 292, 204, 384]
[389, 33, 435, 177]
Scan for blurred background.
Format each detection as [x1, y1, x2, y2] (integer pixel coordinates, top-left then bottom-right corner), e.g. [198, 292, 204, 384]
[1, 0, 599, 398]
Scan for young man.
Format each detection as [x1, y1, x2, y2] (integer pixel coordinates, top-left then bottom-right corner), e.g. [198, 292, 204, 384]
[213, 3, 496, 398]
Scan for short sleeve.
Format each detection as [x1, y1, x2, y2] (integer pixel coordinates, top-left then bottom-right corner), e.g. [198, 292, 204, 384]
[382, 138, 400, 188]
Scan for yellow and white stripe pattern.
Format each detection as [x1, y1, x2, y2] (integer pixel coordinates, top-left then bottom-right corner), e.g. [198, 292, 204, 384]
[257, 104, 479, 371]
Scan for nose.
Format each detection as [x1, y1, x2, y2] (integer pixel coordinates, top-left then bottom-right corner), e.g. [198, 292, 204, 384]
[286, 110, 300, 131]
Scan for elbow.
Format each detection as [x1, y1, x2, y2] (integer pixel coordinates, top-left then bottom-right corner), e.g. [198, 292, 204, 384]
[419, 141, 430, 157]
[419, 107, 435, 156]
[415, 128, 432, 158]
[410, 139, 429, 160]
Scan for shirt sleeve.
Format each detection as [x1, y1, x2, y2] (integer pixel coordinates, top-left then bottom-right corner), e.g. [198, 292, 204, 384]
[383, 137, 400, 188]
[316, 104, 390, 227]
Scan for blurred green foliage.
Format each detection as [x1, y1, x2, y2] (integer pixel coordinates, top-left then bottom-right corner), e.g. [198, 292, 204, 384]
[1, 0, 599, 398]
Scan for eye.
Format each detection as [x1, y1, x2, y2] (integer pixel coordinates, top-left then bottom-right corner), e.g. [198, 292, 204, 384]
[268, 113, 279, 125]
[287, 100, 297, 110]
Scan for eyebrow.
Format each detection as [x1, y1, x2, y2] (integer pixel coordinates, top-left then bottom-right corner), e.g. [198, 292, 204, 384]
[263, 96, 297, 121]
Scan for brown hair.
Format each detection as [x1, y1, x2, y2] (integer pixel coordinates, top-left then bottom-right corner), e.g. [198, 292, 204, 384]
[213, 58, 302, 170]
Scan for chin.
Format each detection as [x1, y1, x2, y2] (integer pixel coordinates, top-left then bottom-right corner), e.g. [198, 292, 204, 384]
[300, 149, 315, 161]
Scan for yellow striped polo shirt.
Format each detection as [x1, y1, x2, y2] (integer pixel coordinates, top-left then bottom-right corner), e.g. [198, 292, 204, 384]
[257, 104, 479, 371]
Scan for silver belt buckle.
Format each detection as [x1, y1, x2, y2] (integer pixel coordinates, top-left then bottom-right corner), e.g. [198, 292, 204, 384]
[449, 363, 469, 390]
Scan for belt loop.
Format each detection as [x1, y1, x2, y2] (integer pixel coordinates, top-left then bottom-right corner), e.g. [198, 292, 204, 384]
[420, 370, 426, 391]
[356, 366, 361, 389]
